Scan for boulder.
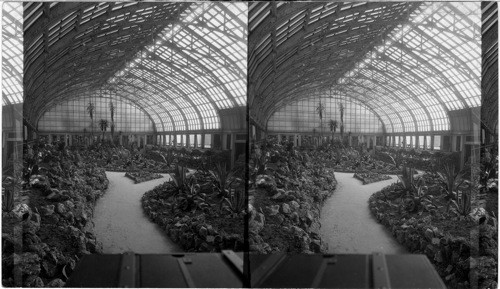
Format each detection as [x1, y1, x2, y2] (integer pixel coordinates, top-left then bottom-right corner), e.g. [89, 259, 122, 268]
[264, 205, 280, 216]
[55, 203, 66, 215]
[12, 204, 31, 220]
[24, 275, 44, 287]
[13, 252, 41, 276]
[249, 213, 265, 234]
[40, 205, 55, 216]
[289, 201, 300, 210]
[281, 203, 291, 214]
[46, 278, 65, 287]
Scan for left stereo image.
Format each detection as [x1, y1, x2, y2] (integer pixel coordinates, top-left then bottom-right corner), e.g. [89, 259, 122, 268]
[3, 2, 247, 287]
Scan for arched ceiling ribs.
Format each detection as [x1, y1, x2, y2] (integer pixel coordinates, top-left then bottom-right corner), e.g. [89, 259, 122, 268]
[138, 59, 219, 113]
[337, 85, 408, 133]
[24, 2, 247, 131]
[364, 63, 450, 118]
[158, 41, 239, 108]
[172, 26, 245, 77]
[343, 74, 434, 132]
[389, 43, 469, 108]
[412, 26, 478, 78]
[115, 78, 185, 131]
[111, 84, 171, 132]
[127, 65, 205, 131]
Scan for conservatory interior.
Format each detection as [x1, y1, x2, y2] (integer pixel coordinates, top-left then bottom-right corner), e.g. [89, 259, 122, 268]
[3, 2, 247, 287]
[248, 2, 497, 289]
[0, 1, 498, 288]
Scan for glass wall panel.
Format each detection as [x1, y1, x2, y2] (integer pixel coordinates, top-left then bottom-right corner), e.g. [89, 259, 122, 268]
[434, 135, 442, 150]
[38, 96, 154, 133]
[268, 96, 383, 134]
[204, 134, 212, 148]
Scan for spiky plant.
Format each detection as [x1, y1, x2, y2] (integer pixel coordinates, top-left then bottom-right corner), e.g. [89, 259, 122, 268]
[109, 101, 115, 143]
[86, 101, 95, 138]
[209, 162, 235, 198]
[437, 162, 465, 202]
[99, 119, 109, 140]
[329, 119, 338, 143]
[316, 101, 325, 142]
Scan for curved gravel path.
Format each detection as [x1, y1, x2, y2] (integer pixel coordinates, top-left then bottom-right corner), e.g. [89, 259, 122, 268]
[320, 172, 408, 254]
[93, 172, 181, 253]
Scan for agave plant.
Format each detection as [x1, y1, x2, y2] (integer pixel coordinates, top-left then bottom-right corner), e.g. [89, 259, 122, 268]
[222, 188, 245, 215]
[437, 162, 465, 202]
[451, 188, 472, 216]
[398, 165, 416, 193]
[171, 164, 188, 195]
[209, 162, 235, 198]
[176, 178, 200, 212]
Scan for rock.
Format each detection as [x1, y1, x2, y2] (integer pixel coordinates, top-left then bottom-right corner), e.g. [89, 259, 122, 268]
[42, 260, 58, 278]
[23, 220, 41, 235]
[249, 213, 265, 234]
[40, 205, 55, 216]
[46, 278, 65, 287]
[199, 226, 208, 238]
[310, 239, 322, 253]
[264, 205, 280, 216]
[424, 228, 434, 240]
[290, 212, 299, 224]
[63, 200, 75, 209]
[289, 201, 300, 210]
[46, 189, 63, 201]
[13, 252, 41, 276]
[469, 207, 487, 222]
[255, 175, 277, 192]
[24, 275, 44, 287]
[12, 204, 31, 220]
[281, 203, 291, 214]
[28, 242, 49, 258]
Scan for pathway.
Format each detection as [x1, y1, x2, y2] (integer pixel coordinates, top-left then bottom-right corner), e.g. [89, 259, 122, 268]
[320, 172, 408, 254]
[93, 172, 181, 253]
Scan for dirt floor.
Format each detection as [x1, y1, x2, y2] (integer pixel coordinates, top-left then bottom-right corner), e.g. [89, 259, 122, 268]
[93, 172, 181, 253]
[320, 172, 408, 254]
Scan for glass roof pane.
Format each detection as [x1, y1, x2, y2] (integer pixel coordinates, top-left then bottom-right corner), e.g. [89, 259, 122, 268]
[2, 2, 23, 105]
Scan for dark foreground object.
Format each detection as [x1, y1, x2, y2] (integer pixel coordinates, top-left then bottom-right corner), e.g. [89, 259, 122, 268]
[66, 251, 244, 287]
[250, 253, 446, 288]
[66, 251, 445, 288]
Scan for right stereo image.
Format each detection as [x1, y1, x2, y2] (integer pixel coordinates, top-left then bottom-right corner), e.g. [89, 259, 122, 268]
[248, 2, 497, 288]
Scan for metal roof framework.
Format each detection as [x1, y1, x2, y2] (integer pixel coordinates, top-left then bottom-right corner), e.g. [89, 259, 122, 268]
[249, 2, 481, 134]
[23, 2, 247, 133]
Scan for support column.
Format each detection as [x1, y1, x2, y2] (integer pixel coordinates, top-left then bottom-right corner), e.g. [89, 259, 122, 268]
[222, 134, 228, 150]
[201, 134, 205, 149]
[298, 135, 302, 147]
[194, 134, 198, 148]
[451, 135, 457, 152]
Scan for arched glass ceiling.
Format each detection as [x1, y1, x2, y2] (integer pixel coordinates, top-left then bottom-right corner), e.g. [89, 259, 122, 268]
[2, 2, 22, 105]
[249, 2, 480, 135]
[24, 2, 247, 133]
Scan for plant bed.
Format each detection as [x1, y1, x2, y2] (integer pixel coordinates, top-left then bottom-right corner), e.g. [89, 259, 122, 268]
[249, 139, 337, 254]
[353, 171, 392, 185]
[125, 171, 163, 184]
[142, 166, 245, 252]
[2, 141, 109, 287]
[368, 173, 497, 289]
